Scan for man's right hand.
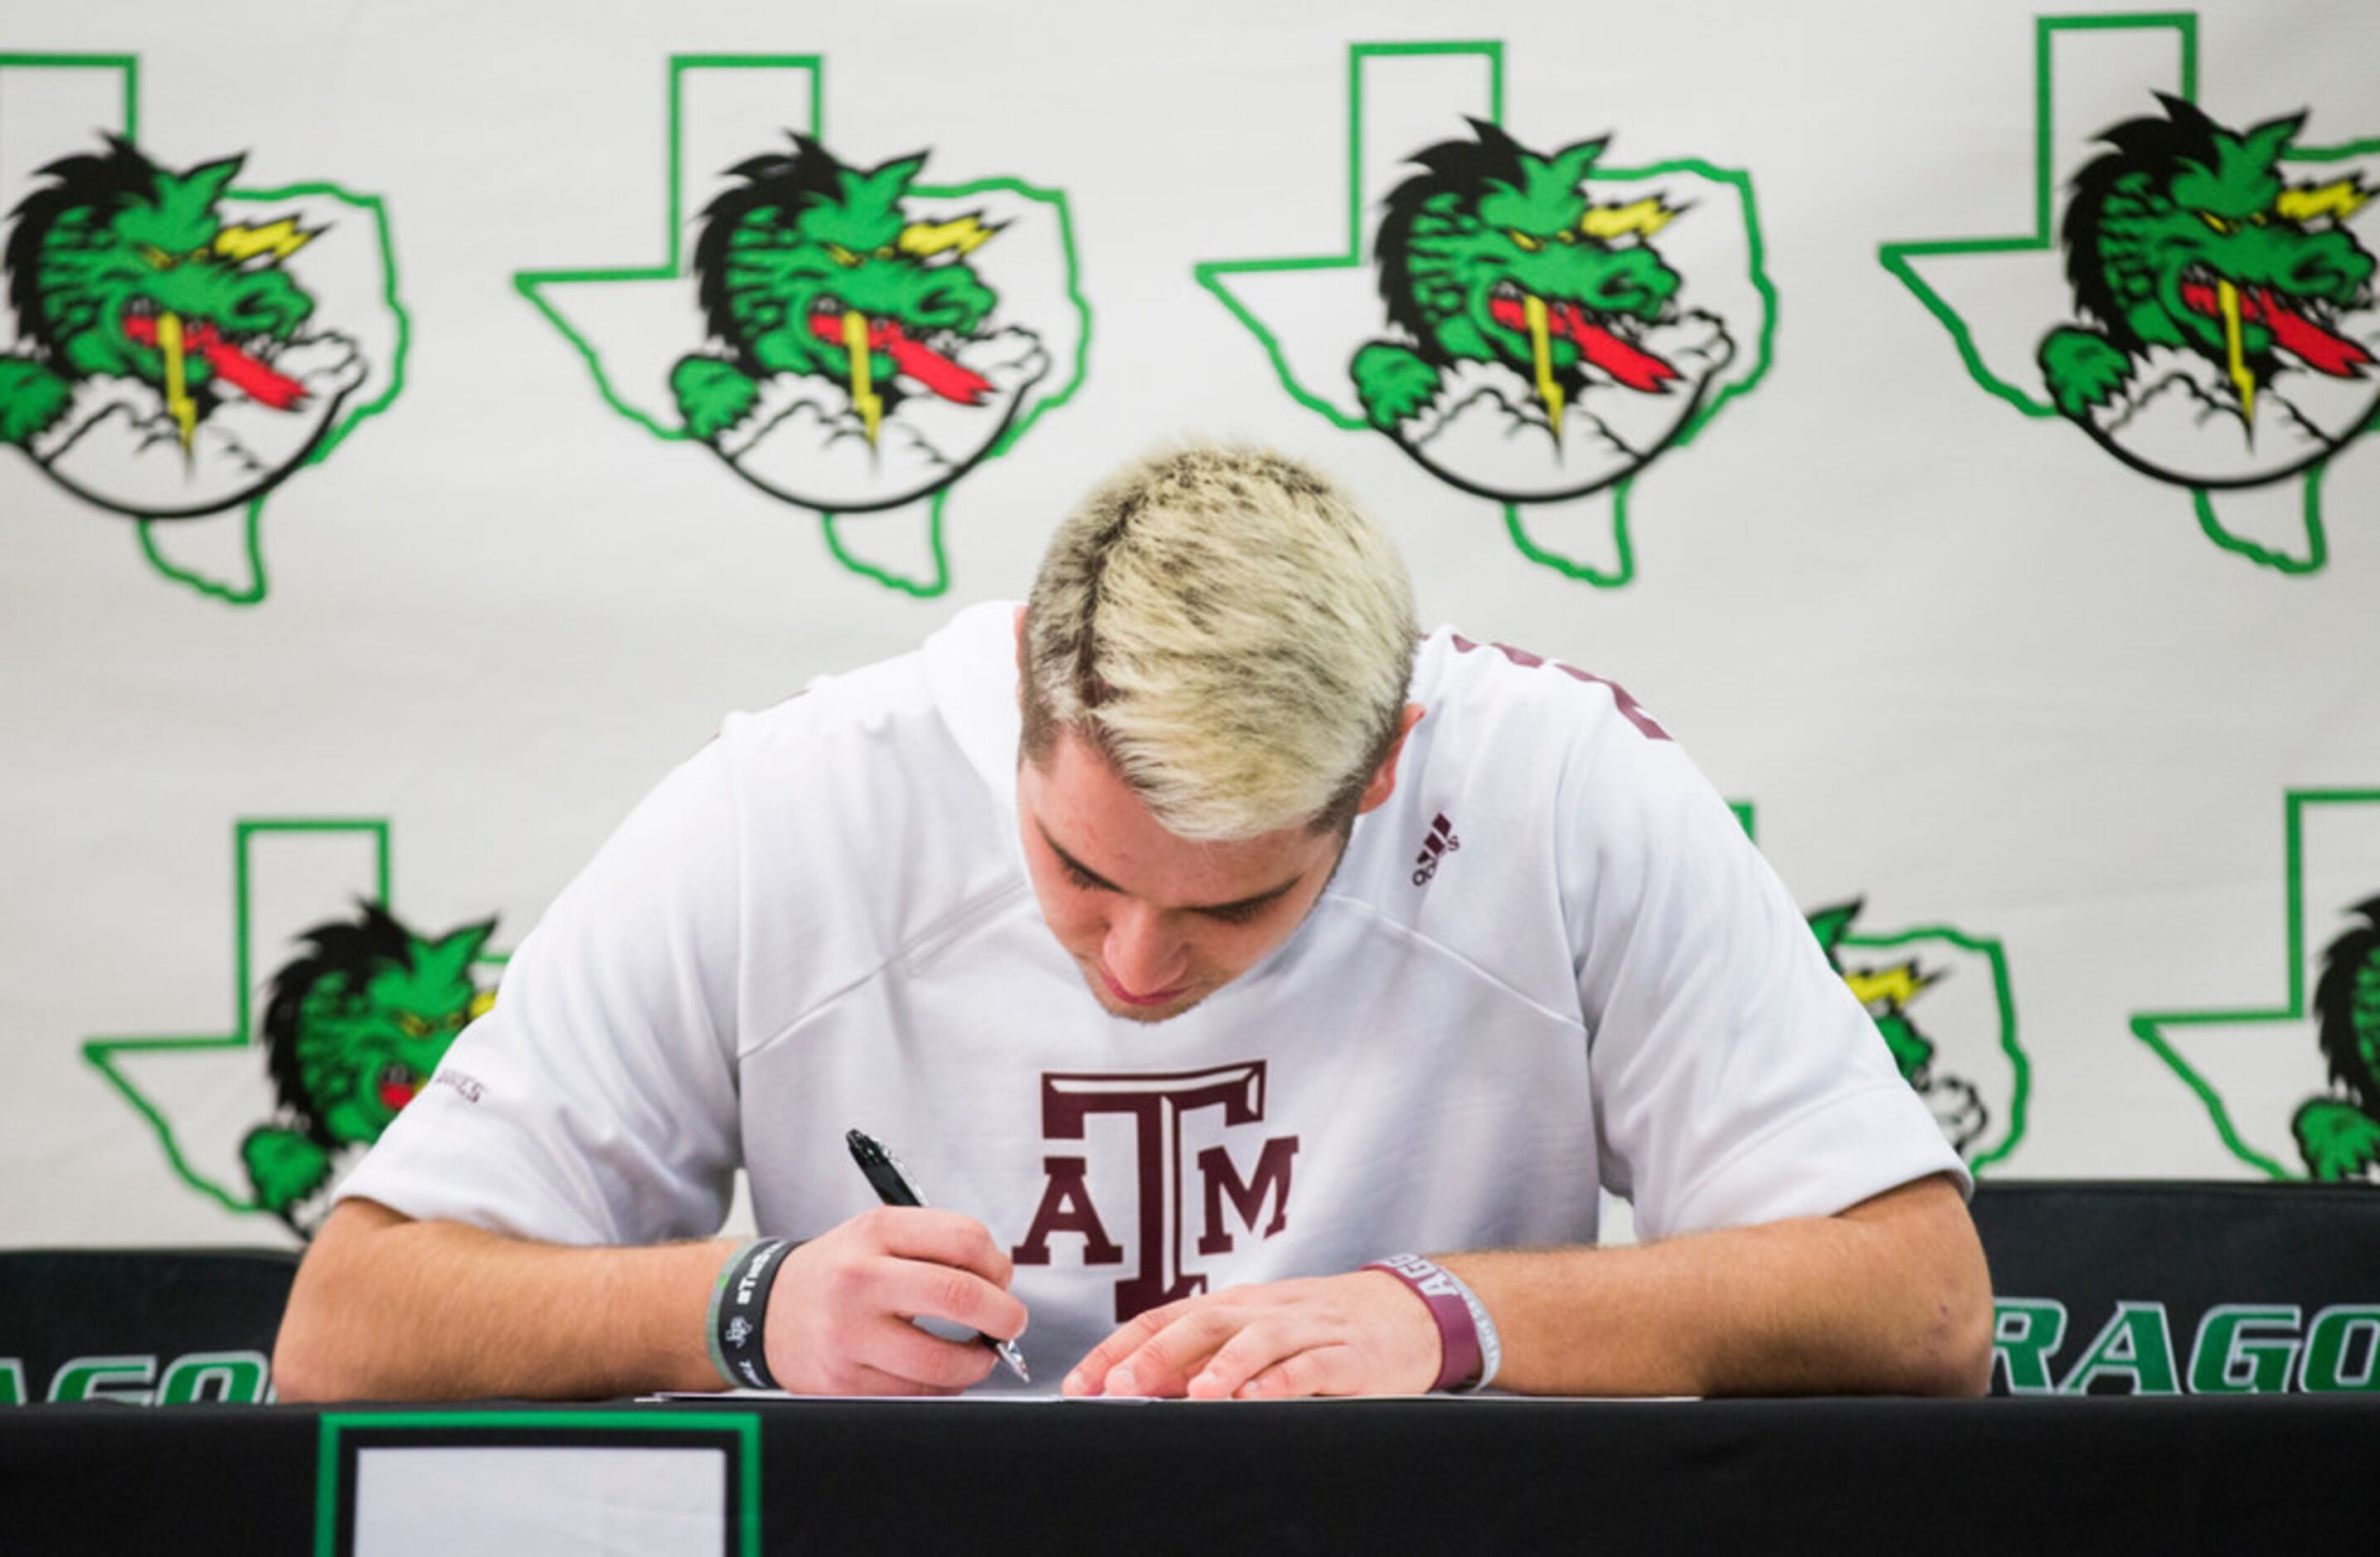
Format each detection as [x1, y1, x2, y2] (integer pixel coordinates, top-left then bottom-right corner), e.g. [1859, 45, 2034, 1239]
[760, 1206, 1028, 1395]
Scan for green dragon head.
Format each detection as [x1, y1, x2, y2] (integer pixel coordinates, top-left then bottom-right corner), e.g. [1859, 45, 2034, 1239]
[2, 136, 318, 439]
[260, 903, 494, 1152]
[2294, 895, 2380, 1181]
[2314, 894, 2380, 1118]
[1376, 119, 1685, 405]
[690, 134, 1000, 433]
[2059, 96, 2375, 412]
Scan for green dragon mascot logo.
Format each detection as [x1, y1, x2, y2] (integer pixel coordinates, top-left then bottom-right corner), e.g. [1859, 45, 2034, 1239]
[2132, 790, 2380, 1182]
[0, 135, 382, 522]
[240, 904, 495, 1235]
[1353, 119, 1734, 501]
[2300, 895, 2380, 1182]
[1882, 15, 2380, 572]
[1196, 42, 1770, 587]
[517, 57, 1086, 598]
[670, 134, 1047, 511]
[2042, 96, 2378, 487]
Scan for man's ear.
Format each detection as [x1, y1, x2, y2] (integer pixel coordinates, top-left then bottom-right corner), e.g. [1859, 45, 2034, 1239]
[1355, 704, 1426, 815]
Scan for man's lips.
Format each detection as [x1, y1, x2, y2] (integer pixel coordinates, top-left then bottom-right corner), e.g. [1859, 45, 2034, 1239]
[1099, 965, 1186, 1007]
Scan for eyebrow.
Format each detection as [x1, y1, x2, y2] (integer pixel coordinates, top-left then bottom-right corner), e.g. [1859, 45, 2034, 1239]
[1037, 823, 1305, 918]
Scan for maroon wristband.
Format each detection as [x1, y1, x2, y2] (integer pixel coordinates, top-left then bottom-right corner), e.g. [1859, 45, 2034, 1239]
[1365, 1254, 1483, 1392]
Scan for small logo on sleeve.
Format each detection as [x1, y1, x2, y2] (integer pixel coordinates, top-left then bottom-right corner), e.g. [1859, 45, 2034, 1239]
[1412, 812, 1462, 886]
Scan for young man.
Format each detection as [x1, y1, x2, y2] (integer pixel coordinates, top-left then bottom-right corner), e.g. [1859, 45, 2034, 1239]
[274, 444, 1989, 1402]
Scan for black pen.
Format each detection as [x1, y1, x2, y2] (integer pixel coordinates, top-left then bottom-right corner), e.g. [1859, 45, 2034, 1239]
[845, 1128, 1031, 1383]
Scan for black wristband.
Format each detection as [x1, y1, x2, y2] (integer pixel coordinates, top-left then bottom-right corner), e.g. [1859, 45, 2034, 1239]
[710, 1237, 795, 1390]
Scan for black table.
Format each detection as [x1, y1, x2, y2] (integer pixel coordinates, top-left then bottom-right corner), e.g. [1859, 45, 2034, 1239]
[6, 1394, 2376, 1553]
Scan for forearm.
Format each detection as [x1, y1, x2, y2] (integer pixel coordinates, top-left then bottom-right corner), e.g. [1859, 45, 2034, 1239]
[273, 1197, 735, 1402]
[1441, 1175, 1993, 1397]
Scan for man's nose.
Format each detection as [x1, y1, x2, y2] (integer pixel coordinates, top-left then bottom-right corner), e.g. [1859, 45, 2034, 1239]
[1104, 901, 1188, 994]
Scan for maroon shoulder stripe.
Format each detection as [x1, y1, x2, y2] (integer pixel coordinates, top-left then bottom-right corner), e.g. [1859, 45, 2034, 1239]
[1449, 633, 1670, 741]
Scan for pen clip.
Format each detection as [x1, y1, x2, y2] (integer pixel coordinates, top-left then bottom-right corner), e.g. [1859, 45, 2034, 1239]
[885, 1145, 930, 1205]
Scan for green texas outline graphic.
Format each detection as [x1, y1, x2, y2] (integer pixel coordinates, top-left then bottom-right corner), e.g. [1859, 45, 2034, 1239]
[1880, 14, 2380, 576]
[514, 56, 1089, 599]
[2134, 788, 2380, 1181]
[1194, 41, 1775, 589]
[83, 820, 505, 1232]
[1736, 803, 2030, 1170]
[0, 54, 407, 605]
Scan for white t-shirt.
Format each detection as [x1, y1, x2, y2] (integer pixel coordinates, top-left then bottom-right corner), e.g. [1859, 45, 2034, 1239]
[342, 601, 1965, 1385]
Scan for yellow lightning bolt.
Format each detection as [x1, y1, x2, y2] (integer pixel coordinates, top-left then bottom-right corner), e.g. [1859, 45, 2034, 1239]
[1523, 293, 1563, 441]
[1580, 196, 1682, 242]
[843, 309, 882, 445]
[214, 219, 315, 264]
[2274, 178, 2373, 226]
[2217, 277, 2255, 424]
[1844, 960, 1936, 1011]
[899, 215, 1000, 259]
[156, 310, 198, 450]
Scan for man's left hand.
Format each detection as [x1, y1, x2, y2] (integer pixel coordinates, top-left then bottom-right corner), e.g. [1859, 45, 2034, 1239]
[1062, 1270, 1441, 1399]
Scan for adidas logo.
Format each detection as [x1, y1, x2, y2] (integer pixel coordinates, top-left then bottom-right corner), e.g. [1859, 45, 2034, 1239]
[1411, 813, 1461, 887]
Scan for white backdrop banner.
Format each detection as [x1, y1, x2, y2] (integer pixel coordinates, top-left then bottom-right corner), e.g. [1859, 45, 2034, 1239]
[2, 0, 2377, 1250]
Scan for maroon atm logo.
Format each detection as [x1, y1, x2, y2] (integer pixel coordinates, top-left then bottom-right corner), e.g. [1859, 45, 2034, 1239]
[1010, 1063, 1299, 1321]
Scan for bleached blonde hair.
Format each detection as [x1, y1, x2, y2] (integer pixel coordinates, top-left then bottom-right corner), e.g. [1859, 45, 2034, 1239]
[1021, 444, 1418, 842]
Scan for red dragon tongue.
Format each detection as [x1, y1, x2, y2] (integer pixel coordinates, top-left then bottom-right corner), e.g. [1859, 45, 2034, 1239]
[120, 314, 309, 410]
[804, 313, 994, 405]
[379, 1079, 418, 1111]
[1486, 296, 1679, 393]
[2256, 286, 2374, 377]
[2179, 280, 2375, 377]
[1559, 304, 1681, 394]
[191, 326, 309, 410]
[880, 324, 993, 405]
